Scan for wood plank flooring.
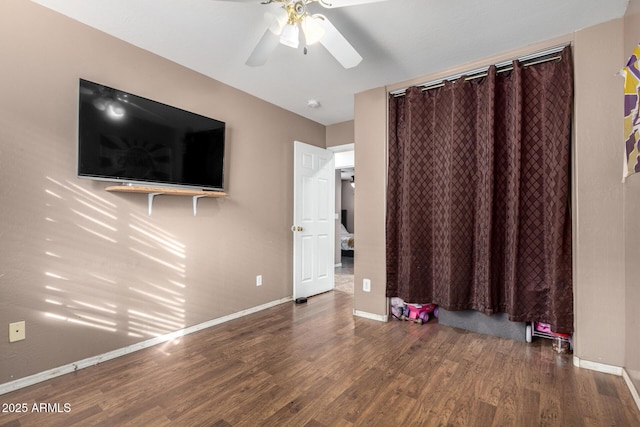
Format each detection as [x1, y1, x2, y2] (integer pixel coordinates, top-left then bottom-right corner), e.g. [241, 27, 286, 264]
[1, 290, 638, 426]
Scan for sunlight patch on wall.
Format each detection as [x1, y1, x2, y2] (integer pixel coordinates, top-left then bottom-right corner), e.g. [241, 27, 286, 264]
[45, 271, 68, 280]
[128, 287, 185, 308]
[76, 224, 118, 243]
[167, 279, 186, 289]
[128, 309, 184, 330]
[41, 176, 190, 340]
[74, 197, 118, 220]
[143, 281, 187, 299]
[71, 208, 117, 232]
[89, 272, 117, 285]
[45, 189, 63, 199]
[129, 223, 186, 258]
[70, 299, 117, 314]
[128, 248, 186, 274]
[41, 176, 123, 334]
[125, 212, 188, 336]
[44, 312, 117, 333]
[45, 177, 117, 207]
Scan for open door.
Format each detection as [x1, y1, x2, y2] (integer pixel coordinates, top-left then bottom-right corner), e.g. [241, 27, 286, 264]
[293, 141, 335, 299]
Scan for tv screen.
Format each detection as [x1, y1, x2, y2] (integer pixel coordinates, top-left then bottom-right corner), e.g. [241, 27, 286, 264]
[78, 79, 226, 191]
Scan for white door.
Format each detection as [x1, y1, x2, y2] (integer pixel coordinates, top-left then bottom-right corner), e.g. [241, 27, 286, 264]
[293, 141, 335, 299]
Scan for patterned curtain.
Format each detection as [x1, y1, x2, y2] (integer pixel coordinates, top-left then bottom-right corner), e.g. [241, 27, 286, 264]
[386, 47, 573, 332]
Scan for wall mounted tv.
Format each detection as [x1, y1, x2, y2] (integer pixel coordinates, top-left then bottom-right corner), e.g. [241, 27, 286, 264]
[78, 79, 226, 191]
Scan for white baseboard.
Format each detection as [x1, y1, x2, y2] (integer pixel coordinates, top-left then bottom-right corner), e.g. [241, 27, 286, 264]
[623, 368, 640, 412]
[572, 356, 623, 376]
[353, 309, 388, 322]
[0, 296, 292, 396]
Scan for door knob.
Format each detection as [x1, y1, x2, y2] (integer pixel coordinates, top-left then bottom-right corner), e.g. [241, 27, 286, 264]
[291, 226, 303, 232]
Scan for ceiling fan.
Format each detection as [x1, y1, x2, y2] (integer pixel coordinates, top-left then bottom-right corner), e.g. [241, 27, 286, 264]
[214, 0, 387, 69]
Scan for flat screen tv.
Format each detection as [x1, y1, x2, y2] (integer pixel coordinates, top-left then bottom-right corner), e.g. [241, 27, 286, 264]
[78, 79, 226, 191]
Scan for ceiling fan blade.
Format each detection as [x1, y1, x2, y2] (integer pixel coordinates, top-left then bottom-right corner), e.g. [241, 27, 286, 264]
[316, 15, 362, 68]
[246, 8, 288, 66]
[246, 28, 281, 66]
[317, 0, 388, 8]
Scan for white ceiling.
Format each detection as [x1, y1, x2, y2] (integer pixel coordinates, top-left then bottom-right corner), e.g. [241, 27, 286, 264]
[32, 0, 627, 125]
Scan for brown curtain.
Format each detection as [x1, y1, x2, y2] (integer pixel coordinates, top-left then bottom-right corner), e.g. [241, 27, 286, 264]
[386, 47, 573, 332]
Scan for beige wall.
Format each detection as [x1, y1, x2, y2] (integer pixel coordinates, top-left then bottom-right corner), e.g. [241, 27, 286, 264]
[573, 19, 626, 366]
[0, 0, 325, 384]
[629, 0, 640, 16]
[353, 88, 388, 316]
[353, 19, 638, 375]
[326, 121, 354, 148]
[624, 0, 640, 393]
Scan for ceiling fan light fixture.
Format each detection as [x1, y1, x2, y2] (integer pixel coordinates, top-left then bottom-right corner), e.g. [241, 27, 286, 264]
[301, 15, 324, 45]
[245, 0, 365, 69]
[280, 23, 299, 48]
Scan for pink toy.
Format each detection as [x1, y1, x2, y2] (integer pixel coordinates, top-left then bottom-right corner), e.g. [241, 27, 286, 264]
[405, 303, 438, 324]
[529, 321, 572, 353]
[534, 322, 552, 334]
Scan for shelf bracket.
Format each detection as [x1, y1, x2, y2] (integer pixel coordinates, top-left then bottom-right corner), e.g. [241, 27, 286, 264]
[148, 192, 162, 216]
[192, 195, 206, 216]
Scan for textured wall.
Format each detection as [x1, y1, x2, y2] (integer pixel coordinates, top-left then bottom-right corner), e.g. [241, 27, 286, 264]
[0, 0, 325, 384]
[353, 87, 388, 317]
[624, 0, 640, 395]
[326, 121, 354, 149]
[573, 18, 626, 367]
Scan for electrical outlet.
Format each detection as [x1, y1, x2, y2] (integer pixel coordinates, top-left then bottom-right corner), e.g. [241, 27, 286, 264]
[9, 321, 25, 342]
[256, 275, 262, 286]
[363, 278, 371, 292]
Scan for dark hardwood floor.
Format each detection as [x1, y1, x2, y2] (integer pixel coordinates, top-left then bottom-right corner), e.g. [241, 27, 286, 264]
[1, 290, 638, 426]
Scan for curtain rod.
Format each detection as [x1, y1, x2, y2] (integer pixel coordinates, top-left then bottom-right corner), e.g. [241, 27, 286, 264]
[389, 44, 569, 97]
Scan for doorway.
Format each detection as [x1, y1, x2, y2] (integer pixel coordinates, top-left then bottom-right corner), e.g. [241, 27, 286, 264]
[330, 144, 355, 295]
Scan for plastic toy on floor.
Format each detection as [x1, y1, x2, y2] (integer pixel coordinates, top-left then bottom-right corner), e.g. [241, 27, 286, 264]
[525, 321, 573, 353]
[404, 303, 438, 324]
[390, 297, 405, 320]
[390, 298, 438, 324]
